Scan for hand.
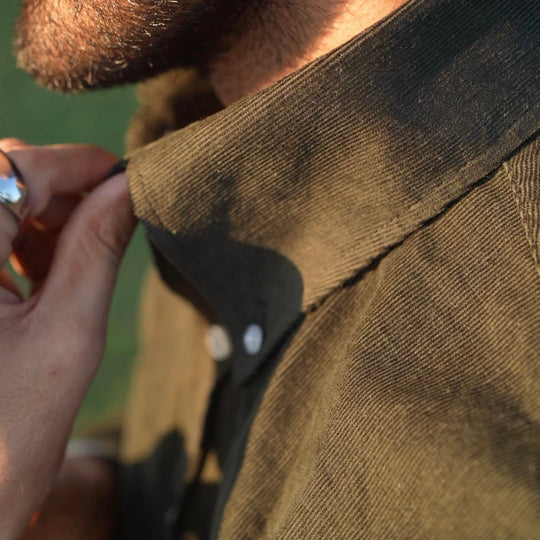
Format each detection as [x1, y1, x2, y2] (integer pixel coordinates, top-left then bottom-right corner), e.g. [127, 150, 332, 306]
[0, 139, 136, 539]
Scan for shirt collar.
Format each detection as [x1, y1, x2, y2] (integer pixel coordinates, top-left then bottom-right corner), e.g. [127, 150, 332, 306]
[127, 0, 540, 385]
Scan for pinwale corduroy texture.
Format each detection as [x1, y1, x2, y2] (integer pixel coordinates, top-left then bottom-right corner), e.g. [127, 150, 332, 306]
[127, 0, 539, 387]
[119, 0, 540, 538]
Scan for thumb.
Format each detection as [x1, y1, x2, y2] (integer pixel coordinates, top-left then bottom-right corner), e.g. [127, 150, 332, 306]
[37, 173, 136, 338]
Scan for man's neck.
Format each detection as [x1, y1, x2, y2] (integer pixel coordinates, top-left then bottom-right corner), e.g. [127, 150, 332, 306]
[207, 0, 409, 105]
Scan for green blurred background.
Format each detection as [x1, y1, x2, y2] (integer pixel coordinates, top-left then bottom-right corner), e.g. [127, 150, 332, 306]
[1, 0, 150, 433]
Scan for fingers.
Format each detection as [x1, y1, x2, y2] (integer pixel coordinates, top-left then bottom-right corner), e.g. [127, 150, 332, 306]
[0, 138, 29, 152]
[10, 199, 75, 295]
[38, 173, 136, 339]
[0, 140, 119, 299]
[0, 140, 28, 269]
[0, 206, 21, 270]
[11, 222, 59, 284]
[36, 194, 81, 231]
[0, 141, 118, 219]
[9, 196, 80, 291]
[10, 193, 80, 285]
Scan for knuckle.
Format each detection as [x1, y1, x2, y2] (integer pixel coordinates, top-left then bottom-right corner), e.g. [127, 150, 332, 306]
[0, 138, 29, 152]
[90, 221, 124, 262]
[79, 209, 125, 263]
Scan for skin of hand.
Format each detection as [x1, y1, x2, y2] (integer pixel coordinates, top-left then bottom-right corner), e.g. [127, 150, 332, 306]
[19, 457, 118, 540]
[0, 139, 136, 539]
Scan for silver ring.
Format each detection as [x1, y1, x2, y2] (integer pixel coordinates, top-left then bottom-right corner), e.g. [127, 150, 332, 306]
[0, 150, 30, 223]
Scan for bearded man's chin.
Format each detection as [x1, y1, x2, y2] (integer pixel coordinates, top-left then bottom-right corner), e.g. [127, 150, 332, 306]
[14, 42, 181, 93]
[12, 0, 225, 93]
[15, 48, 122, 93]
[14, 29, 194, 93]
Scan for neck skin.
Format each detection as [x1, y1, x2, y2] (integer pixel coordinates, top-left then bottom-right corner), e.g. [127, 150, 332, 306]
[207, 0, 409, 105]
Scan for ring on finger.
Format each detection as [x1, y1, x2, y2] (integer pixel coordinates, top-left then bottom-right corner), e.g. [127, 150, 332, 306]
[0, 149, 30, 224]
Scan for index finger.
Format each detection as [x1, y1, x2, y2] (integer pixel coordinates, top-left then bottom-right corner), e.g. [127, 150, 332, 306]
[1, 143, 119, 219]
[0, 144, 26, 271]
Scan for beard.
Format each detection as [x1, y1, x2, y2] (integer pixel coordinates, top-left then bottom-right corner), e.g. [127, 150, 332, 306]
[14, 0, 246, 92]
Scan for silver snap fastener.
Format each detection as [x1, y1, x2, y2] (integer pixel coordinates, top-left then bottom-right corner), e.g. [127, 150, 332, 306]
[243, 324, 264, 355]
[205, 325, 232, 361]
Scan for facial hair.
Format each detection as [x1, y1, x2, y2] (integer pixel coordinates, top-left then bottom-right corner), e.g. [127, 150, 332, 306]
[14, 0, 245, 92]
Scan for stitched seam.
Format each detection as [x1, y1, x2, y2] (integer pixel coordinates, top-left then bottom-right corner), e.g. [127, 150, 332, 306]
[139, 118, 539, 320]
[504, 158, 540, 271]
[308, 133, 540, 317]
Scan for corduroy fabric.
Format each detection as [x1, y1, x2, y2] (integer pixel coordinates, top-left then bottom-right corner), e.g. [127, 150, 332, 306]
[118, 0, 540, 538]
[127, 0, 539, 387]
[218, 141, 540, 538]
[508, 140, 540, 274]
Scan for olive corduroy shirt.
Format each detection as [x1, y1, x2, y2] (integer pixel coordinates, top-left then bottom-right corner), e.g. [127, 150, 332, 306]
[118, 0, 540, 538]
